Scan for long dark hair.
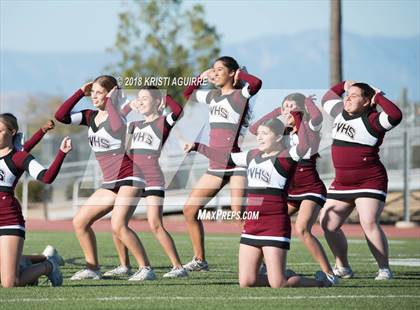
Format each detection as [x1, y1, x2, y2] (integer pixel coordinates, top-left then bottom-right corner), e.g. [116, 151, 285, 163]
[215, 56, 243, 89]
[0, 113, 18, 133]
[261, 118, 285, 137]
[138, 85, 163, 115]
[215, 56, 254, 136]
[282, 92, 309, 120]
[0, 113, 22, 149]
[282, 93, 306, 110]
[351, 83, 375, 102]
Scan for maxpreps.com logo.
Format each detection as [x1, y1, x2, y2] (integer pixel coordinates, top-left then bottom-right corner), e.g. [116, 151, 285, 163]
[197, 210, 259, 221]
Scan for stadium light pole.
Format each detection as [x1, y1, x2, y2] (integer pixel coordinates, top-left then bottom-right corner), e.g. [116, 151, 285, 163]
[330, 0, 342, 85]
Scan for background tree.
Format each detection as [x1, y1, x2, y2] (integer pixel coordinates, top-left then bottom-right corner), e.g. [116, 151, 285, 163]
[23, 95, 83, 136]
[22, 95, 84, 163]
[106, 0, 221, 101]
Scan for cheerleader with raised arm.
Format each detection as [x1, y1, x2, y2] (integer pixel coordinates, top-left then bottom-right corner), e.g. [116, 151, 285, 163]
[0, 113, 70, 287]
[320, 81, 402, 280]
[182, 56, 262, 271]
[184, 111, 331, 287]
[55, 76, 153, 281]
[105, 86, 188, 279]
[249, 93, 338, 285]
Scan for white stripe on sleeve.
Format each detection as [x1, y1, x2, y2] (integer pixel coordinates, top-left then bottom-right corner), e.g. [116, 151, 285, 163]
[230, 151, 249, 167]
[241, 85, 251, 99]
[308, 120, 322, 132]
[27, 159, 46, 180]
[288, 146, 300, 162]
[166, 113, 176, 126]
[323, 99, 342, 116]
[379, 112, 393, 130]
[70, 112, 84, 125]
[195, 90, 211, 104]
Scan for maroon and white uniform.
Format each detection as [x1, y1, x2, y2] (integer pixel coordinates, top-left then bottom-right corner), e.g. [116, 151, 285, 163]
[193, 112, 309, 249]
[0, 148, 67, 238]
[322, 82, 403, 201]
[184, 70, 262, 178]
[123, 95, 183, 197]
[249, 97, 327, 207]
[55, 89, 144, 190]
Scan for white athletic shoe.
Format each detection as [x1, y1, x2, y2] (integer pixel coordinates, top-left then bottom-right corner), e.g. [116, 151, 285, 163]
[315, 271, 332, 287]
[163, 267, 189, 278]
[333, 265, 353, 279]
[42, 245, 65, 266]
[46, 256, 63, 287]
[70, 268, 102, 280]
[128, 267, 157, 281]
[375, 268, 393, 280]
[183, 257, 209, 272]
[103, 265, 133, 277]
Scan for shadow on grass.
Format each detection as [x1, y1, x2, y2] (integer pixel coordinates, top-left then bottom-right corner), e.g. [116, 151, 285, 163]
[299, 271, 420, 280]
[65, 256, 237, 274]
[338, 284, 420, 288]
[62, 281, 239, 288]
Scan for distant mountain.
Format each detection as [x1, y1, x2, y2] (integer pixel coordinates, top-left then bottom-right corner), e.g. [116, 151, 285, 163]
[1, 30, 419, 106]
[0, 51, 115, 95]
[223, 30, 419, 100]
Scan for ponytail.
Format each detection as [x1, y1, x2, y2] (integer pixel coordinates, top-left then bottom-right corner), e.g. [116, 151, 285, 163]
[13, 132, 24, 150]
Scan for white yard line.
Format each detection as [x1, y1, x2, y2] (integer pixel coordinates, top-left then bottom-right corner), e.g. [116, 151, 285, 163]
[389, 259, 420, 267]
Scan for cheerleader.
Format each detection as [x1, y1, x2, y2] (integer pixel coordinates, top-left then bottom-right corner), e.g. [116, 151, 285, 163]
[319, 81, 402, 280]
[105, 86, 187, 278]
[182, 56, 262, 271]
[55, 76, 154, 281]
[0, 113, 70, 287]
[249, 94, 337, 284]
[184, 112, 331, 287]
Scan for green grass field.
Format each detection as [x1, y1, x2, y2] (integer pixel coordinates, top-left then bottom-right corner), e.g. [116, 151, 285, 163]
[0, 231, 419, 309]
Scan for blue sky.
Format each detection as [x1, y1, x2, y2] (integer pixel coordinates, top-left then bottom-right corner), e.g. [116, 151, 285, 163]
[1, 0, 419, 53]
